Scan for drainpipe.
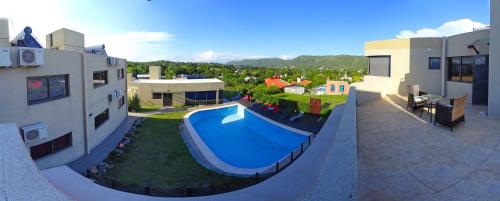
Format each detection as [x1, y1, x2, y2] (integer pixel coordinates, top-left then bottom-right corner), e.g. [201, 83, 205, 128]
[81, 53, 89, 155]
[440, 36, 447, 97]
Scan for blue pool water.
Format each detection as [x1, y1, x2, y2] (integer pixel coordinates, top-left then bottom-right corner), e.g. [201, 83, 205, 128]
[188, 105, 308, 169]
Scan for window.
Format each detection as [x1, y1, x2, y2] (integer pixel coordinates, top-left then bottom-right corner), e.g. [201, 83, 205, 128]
[152, 93, 162, 99]
[27, 74, 69, 105]
[448, 57, 474, 82]
[330, 85, 336, 92]
[30, 132, 72, 160]
[94, 108, 109, 129]
[340, 85, 345, 93]
[185, 91, 217, 105]
[429, 57, 441, 70]
[93, 71, 108, 88]
[118, 96, 125, 108]
[117, 69, 125, 80]
[368, 56, 391, 77]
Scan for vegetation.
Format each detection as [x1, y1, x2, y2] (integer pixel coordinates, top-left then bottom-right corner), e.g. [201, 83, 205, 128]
[136, 104, 162, 113]
[271, 93, 348, 115]
[106, 111, 246, 188]
[228, 55, 367, 69]
[128, 94, 141, 112]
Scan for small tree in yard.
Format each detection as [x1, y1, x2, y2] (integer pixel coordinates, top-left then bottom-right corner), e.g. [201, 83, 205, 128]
[128, 94, 141, 112]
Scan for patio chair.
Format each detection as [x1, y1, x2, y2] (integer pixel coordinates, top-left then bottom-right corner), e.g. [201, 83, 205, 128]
[406, 84, 428, 116]
[434, 94, 467, 131]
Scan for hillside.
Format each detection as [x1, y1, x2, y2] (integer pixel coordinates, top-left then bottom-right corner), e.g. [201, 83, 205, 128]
[227, 55, 367, 69]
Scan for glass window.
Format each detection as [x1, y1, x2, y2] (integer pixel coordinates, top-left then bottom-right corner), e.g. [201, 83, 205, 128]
[117, 69, 124, 80]
[27, 77, 48, 103]
[461, 57, 474, 82]
[330, 85, 335, 92]
[152, 93, 162, 99]
[94, 109, 109, 129]
[30, 132, 72, 160]
[27, 74, 69, 105]
[429, 57, 441, 70]
[93, 71, 108, 88]
[368, 56, 391, 77]
[118, 96, 125, 108]
[449, 57, 461, 81]
[340, 85, 345, 93]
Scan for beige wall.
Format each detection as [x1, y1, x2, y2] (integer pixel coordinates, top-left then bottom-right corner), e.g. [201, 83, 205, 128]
[490, 0, 500, 116]
[46, 28, 85, 52]
[0, 47, 127, 169]
[149, 66, 161, 80]
[446, 29, 489, 57]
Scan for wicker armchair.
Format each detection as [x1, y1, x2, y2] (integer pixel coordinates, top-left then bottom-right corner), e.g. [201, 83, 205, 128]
[406, 85, 428, 115]
[434, 94, 467, 131]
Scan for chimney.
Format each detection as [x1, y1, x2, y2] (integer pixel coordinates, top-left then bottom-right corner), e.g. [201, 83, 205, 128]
[297, 77, 301, 83]
[0, 18, 9, 46]
[149, 66, 161, 80]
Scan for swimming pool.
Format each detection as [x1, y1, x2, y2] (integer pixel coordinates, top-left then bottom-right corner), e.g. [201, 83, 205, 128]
[183, 103, 311, 176]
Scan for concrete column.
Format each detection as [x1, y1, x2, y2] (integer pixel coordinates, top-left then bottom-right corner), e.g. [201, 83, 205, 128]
[440, 37, 447, 97]
[489, 0, 500, 116]
[0, 18, 9, 46]
[216, 90, 219, 104]
[149, 66, 161, 80]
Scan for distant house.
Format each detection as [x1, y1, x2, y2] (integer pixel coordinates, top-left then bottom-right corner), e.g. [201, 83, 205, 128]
[326, 79, 350, 95]
[264, 75, 291, 89]
[291, 78, 311, 86]
[284, 85, 305, 95]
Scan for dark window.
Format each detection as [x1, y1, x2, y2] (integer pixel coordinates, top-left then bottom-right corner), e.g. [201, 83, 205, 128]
[185, 91, 217, 105]
[340, 85, 345, 93]
[448, 56, 474, 82]
[152, 93, 162, 99]
[429, 57, 441, 70]
[94, 108, 109, 129]
[30, 132, 72, 160]
[330, 85, 335, 92]
[27, 74, 69, 105]
[93, 71, 108, 88]
[117, 69, 125, 80]
[118, 96, 125, 108]
[368, 56, 391, 77]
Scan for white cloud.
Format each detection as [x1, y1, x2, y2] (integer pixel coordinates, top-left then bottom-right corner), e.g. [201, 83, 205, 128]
[189, 50, 268, 63]
[278, 54, 295, 60]
[0, 0, 174, 61]
[396, 19, 488, 38]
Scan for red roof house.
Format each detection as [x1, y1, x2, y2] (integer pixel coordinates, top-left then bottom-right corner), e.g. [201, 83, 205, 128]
[264, 75, 291, 89]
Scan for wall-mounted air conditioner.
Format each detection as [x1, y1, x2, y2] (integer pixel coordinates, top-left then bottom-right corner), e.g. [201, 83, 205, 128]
[0, 47, 12, 67]
[116, 90, 125, 97]
[19, 47, 44, 66]
[108, 91, 118, 102]
[21, 123, 48, 144]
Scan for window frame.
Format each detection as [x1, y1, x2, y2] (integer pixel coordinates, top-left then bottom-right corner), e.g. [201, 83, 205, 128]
[118, 96, 125, 108]
[94, 108, 110, 129]
[30, 132, 72, 160]
[117, 68, 125, 80]
[447, 56, 477, 83]
[152, 93, 162, 99]
[367, 56, 391, 77]
[93, 70, 108, 88]
[27, 74, 70, 105]
[428, 57, 441, 70]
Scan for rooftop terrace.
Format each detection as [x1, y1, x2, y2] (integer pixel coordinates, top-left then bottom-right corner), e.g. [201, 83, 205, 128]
[357, 95, 500, 201]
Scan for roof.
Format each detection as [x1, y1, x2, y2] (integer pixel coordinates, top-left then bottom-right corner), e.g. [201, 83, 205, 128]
[291, 80, 311, 86]
[265, 77, 290, 89]
[133, 78, 224, 84]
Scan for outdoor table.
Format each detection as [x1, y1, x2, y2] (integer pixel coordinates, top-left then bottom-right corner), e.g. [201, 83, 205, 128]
[419, 94, 442, 122]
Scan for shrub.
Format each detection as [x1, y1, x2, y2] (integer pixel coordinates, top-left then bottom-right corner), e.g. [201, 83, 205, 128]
[298, 102, 310, 113]
[128, 94, 141, 112]
[266, 85, 281, 94]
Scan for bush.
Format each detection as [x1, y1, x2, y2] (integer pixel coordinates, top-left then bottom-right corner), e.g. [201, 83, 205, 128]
[128, 94, 141, 112]
[266, 85, 281, 94]
[298, 102, 310, 113]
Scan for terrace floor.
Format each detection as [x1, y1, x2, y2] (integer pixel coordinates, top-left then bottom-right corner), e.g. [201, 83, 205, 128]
[357, 95, 500, 201]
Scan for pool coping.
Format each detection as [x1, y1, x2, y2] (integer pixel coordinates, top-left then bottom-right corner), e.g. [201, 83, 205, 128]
[183, 102, 313, 177]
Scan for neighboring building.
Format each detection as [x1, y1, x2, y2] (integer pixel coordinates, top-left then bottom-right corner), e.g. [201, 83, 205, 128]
[284, 85, 305, 95]
[264, 75, 290, 89]
[175, 74, 207, 79]
[326, 79, 350, 95]
[356, 23, 500, 115]
[0, 25, 127, 169]
[128, 66, 224, 106]
[291, 78, 311, 86]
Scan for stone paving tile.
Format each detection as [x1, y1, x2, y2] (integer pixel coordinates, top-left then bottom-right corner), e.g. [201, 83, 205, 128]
[357, 96, 500, 201]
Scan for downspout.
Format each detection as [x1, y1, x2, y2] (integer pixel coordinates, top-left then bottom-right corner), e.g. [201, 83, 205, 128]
[440, 36, 447, 97]
[81, 53, 89, 154]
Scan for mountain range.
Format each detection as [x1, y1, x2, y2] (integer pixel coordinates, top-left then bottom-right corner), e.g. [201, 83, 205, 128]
[227, 55, 367, 69]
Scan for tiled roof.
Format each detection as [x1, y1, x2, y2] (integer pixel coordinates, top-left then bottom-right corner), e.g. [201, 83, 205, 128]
[265, 78, 290, 89]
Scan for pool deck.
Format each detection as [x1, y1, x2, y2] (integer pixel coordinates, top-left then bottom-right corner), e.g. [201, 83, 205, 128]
[357, 95, 500, 201]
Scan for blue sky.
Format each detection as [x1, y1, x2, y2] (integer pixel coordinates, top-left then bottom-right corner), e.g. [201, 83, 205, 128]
[0, 0, 491, 62]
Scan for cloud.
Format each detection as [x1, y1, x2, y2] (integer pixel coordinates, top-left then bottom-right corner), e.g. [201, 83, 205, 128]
[396, 19, 488, 38]
[189, 50, 268, 63]
[278, 54, 295, 60]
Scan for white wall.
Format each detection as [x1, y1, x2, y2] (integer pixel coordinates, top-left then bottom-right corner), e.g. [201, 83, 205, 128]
[489, 0, 500, 116]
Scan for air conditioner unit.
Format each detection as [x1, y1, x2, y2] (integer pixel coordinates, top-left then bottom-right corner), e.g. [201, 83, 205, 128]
[108, 91, 118, 102]
[21, 123, 48, 144]
[116, 90, 125, 97]
[19, 47, 44, 66]
[0, 47, 12, 67]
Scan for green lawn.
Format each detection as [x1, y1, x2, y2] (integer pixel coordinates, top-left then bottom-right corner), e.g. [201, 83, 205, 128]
[105, 111, 246, 188]
[271, 93, 348, 116]
[136, 104, 162, 113]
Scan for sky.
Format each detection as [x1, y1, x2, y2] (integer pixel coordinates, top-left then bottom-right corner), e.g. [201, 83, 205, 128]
[0, 0, 491, 63]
